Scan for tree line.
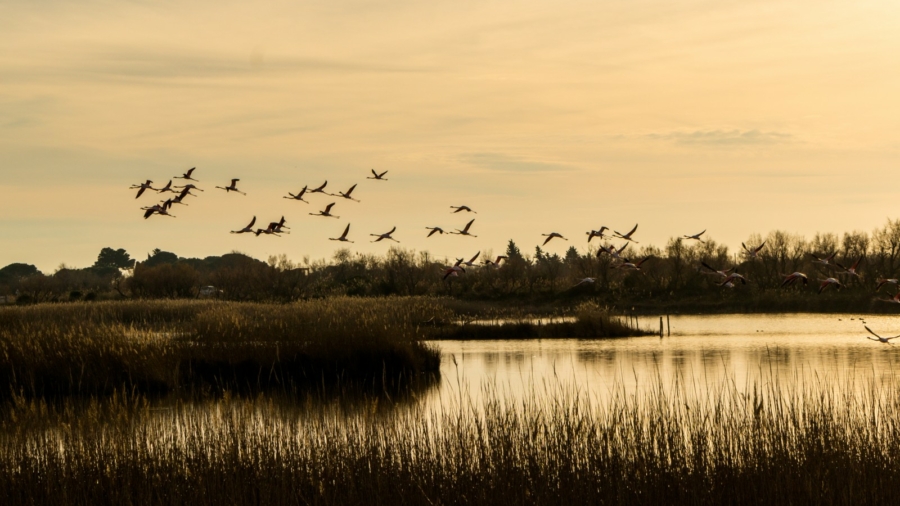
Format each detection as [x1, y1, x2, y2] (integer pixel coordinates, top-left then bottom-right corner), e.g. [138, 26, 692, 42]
[4, 218, 900, 311]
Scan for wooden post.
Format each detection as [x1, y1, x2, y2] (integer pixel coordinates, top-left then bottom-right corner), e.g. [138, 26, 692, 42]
[667, 314, 671, 336]
[659, 317, 663, 338]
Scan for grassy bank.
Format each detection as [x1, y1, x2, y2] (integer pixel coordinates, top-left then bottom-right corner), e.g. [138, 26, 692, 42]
[0, 298, 443, 398]
[2, 374, 900, 504]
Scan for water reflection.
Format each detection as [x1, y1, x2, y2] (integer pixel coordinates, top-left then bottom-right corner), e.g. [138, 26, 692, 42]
[425, 313, 900, 410]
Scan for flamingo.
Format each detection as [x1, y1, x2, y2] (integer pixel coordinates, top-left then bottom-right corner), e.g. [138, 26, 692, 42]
[810, 252, 837, 268]
[720, 272, 747, 286]
[367, 169, 388, 180]
[865, 326, 900, 344]
[142, 199, 175, 219]
[597, 243, 628, 259]
[309, 203, 339, 218]
[130, 180, 156, 199]
[284, 186, 309, 203]
[170, 188, 192, 206]
[254, 224, 282, 237]
[818, 277, 842, 294]
[330, 223, 353, 243]
[700, 261, 734, 279]
[268, 216, 290, 234]
[616, 257, 652, 271]
[836, 256, 863, 278]
[683, 230, 705, 242]
[371, 227, 399, 243]
[231, 216, 256, 234]
[308, 181, 331, 195]
[573, 277, 596, 287]
[780, 272, 808, 287]
[425, 227, 444, 237]
[462, 251, 480, 268]
[875, 278, 899, 291]
[156, 180, 178, 194]
[450, 219, 477, 237]
[450, 205, 476, 214]
[442, 264, 465, 280]
[877, 291, 900, 304]
[542, 232, 567, 246]
[174, 167, 198, 181]
[587, 227, 609, 242]
[742, 241, 766, 259]
[173, 183, 203, 194]
[216, 179, 245, 195]
[613, 224, 639, 243]
[336, 184, 360, 202]
[483, 256, 507, 268]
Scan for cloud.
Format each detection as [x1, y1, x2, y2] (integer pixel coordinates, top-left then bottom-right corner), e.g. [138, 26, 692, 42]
[459, 152, 574, 173]
[648, 129, 792, 146]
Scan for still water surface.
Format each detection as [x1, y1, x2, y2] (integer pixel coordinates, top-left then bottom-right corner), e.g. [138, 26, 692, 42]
[424, 313, 900, 410]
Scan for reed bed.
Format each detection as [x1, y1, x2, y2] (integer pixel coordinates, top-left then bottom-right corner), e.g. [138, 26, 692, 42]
[2, 372, 900, 505]
[0, 298, 444, 398]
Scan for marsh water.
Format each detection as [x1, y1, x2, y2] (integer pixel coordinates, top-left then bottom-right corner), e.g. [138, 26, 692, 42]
[424, 313, 900, 410]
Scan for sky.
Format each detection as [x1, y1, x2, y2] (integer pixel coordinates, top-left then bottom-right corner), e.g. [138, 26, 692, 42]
[2, 0, 900, 272]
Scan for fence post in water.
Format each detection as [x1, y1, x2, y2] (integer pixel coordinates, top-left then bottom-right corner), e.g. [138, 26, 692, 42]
[659, 317, 663, 338]
[667, 314, 670, 336]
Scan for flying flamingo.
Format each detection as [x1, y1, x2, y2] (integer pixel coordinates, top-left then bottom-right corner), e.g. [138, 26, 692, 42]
[700, 261, 734, 279]
[174, 167, 198, 181]
[309, 203, 339, 218]
[683, 230, 705, 242]
[864, 326, 900, 344]
[616, 257, 652, 272]
[142, 199, 175, 219]
[130, 180, 156, 199]
[267, 216, 289, 234]
[573, 277, 596, 287]
[450, 219, 477, 237]
[216, 179, 246, 195]
[284, 186, 309, 203]
[336, 184, 360, 202]
[720, 272, 747, 286]
[308, 181, 331, 195]
[742, 241, 766, 259]
[442, 265, 465, 280]
[450, 205, 476, 214]
[836, 256, 863, 278]
[613, 224, 639, 243]
[462, 252, 480, 268]
[542, 232, 567, 246]
[587, 227, 609, 242]
[170, 188, 192, 205]
[818, 277, 842, 294]
[330, 223, 353, 243]
[875, 278, 899, 291]
[173, 183, 203, 193]
[254, 224, 282, 237]
[367, 170, 388, 180]
[231, 216, 257, 234]
[371, 227, 399, 243]
[780, 272, 808, 287]
[597, 243, 629, 259]
[877, 291, 900, 304]
[425, 227, 444, 237]
[156, 180, 177, 194]
[483, 256, 507, 268]
[810, 252, 837, 268]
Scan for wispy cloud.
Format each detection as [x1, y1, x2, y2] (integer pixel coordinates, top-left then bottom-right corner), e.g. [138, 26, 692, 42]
[459, 152, 574, 173]
[648, 129, 792, 146]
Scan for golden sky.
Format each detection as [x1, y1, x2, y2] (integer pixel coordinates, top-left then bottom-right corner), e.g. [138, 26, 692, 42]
[2, 0, 900, 271]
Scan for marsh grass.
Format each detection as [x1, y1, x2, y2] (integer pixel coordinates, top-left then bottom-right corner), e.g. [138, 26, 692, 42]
[433, 301, 651, 340]
[2, 372, 900, 505]
[0, 298, 444, 398]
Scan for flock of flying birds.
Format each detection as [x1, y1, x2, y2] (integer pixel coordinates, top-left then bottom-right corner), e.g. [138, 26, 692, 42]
[130, 168, 899, 344]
